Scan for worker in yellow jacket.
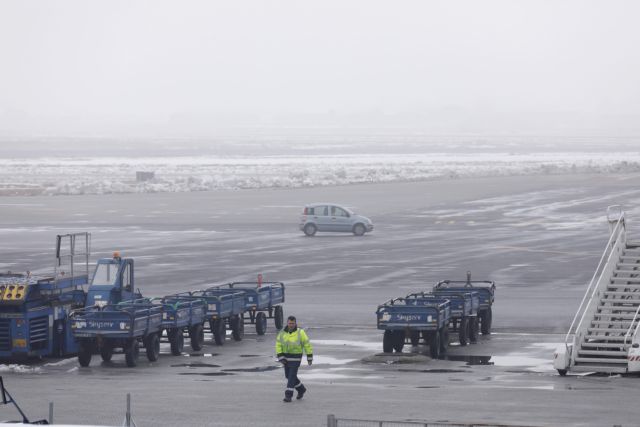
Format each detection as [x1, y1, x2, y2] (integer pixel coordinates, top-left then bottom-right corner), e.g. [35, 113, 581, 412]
[276, 315, 313, 402]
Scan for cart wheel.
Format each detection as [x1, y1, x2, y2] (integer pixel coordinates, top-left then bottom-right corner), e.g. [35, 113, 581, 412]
[439, 326, 449, 354]
[190, 323, 205, 351]
[256, 312, 267, 335]
[392, 330, 405, 353]
[383, 330, 393, 353]
[100, 343, 113, 362]
[480, 307, 492, 335]
[469, 317, 479, 343]
[409, 330, 420, 347]
[274, 306, 284, 330]
[169, 329, 184, 356]
[125, 339, 140, 367]
[557, 369, 567, 377]
[146, 333, 160, 362]
[214, 319, 226, 345]
[78, 340, 93, 367]
[429, 331, 440, 359]
[231, 315, 244, 341]
[458, 318, 468, 346]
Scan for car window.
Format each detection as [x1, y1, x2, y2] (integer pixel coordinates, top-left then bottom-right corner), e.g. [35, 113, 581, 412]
[331, 206, 349, 217]
[308, 206, 328, 216]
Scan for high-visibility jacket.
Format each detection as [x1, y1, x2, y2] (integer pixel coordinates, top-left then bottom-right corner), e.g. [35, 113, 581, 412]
[276, 327, 313, 363]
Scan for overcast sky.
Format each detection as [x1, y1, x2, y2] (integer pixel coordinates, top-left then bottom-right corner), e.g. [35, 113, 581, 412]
[1, 1, 640, 138]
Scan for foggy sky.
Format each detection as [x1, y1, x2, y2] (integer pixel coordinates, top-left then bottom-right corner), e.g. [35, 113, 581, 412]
[1, 1, 640, 138]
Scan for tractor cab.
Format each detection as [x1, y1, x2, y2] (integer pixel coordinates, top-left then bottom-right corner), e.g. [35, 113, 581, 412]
[86, 252, 141, 307]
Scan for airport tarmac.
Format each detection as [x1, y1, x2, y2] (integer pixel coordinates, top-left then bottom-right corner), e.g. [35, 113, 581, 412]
[1, 173, 640, 426]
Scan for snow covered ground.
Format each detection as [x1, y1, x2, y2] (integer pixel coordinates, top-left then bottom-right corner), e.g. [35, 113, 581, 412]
[2, 151, 640, 196]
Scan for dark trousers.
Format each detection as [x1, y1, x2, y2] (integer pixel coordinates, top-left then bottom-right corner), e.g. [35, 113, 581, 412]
[283, 361, 304, 397]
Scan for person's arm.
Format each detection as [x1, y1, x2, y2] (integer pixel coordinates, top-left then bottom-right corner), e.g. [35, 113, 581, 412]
[276, 332, 286, 364]
[301, 330, 313, 365]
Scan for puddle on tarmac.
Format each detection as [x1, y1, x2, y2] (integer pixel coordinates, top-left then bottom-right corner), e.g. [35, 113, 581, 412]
[170, 363, 221, 368]
[398, 368, 467, 374]
[178, 372, 235, 376]
[186, 353, 219, 357]
[440, 355, 494, 365]
[416, 386, 440, 389]
[222, 366, 280, 373]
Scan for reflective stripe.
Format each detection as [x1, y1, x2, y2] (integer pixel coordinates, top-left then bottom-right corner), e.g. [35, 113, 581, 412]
[286, 388, 294, 391]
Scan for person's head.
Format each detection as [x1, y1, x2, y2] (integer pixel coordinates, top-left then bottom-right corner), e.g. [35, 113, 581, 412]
[287, 315, 297, 330]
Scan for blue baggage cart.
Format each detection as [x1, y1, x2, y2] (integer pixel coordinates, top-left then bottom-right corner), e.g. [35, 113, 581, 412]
[154, 295, 206, 354]
[223, 282, 285, 335]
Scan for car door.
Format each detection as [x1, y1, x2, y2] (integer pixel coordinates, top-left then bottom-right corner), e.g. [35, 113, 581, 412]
[329, 205, 352, 232]
[312, 205, 331, 231]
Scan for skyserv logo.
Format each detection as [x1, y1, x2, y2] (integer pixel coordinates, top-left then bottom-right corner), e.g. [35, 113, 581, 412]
[394, 314, 425, 322]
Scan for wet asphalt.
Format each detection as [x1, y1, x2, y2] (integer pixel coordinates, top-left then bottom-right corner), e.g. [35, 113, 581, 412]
[1, 173, 640, 426]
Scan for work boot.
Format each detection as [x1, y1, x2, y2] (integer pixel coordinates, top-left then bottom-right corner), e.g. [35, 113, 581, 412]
[295, 384, 306, 400]
[283, 390, 293, 402]
[283, 396, 292, 402]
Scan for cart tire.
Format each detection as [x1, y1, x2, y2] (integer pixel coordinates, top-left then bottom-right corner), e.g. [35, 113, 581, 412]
[190, 323, 205, 351]
[353, 223, 366, 236]
[125, 339, 140, 367]
[429, 332, 440, 359]
[256, 312, 267, 335]
[78, 340, 93, 367]
[392, 330, 405, 353]
[440, 326, 449, 354]
[557, 369, 567, 377]
[100, 343, 113, 362]
[409, 330, 420, 346]
[458, 318, 468, 346]
[383, 330, 393, 353]
[231, 315, 244, 341]
[213, 319, 226, 345]
[469, 317, 479, 343]
[145, 333, 160, 362]
[303, 224, 317, 237]
[169, 329, 184, 356]
[481, 307, 492, 335]
[274, 306, 284, 330]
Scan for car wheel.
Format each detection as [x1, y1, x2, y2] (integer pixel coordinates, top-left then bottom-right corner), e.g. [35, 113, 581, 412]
[353, 223, 365, 236]
[303, 224, 317, 236]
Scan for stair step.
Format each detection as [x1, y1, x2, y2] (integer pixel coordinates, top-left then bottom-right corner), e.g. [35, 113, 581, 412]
[581, 342, 627, 349]
[577, 349, 627, 357]
[594, 313, 637, 320]
[570, 364, 628, 374]
[607, 285, 640, 290]
[584, 335, 627, 342]
[587, 327, 628, 333]
[610, 278, 640, 283]
[590, 321, 634, 328]
[574, 357, 628, 364]
[599, 302, 640, 308]
[602, 291, 640, 297]
[619, 256, 640, 262]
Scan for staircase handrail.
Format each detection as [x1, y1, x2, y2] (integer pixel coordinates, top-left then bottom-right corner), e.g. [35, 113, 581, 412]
[564, 210, 625, 348]
[624, 301, 640, 346]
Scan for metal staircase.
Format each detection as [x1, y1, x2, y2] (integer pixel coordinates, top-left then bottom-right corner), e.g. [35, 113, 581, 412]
[554, 206, 640, 375]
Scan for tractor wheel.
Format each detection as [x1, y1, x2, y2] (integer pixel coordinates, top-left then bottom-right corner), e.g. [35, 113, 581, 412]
[383, 330, 393, 353]
[458, 318, 468, 346]
[409, 330, 420, 347]
[469, 317, 479, 343]
[256, 312, 267, 335]
[392, 330, 405, 353]
[481, 307, 492, 335]
[213, 319, 226, 345]
[440, 326, 449, 354]
[169, 329, 184, 356]
[274, 306, 284, 330]
[231, 315, 245, 341]
[429, 331, 440, 359]
[78, 340, 93, 367]
[124, 339, 140, 367]
[100, 343, 113, 362]
[190, 323, 205, 351]
[145, 333, 160, 362]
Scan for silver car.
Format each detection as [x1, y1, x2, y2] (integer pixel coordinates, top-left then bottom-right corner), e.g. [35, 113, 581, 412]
[299, 203, 374, 236]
